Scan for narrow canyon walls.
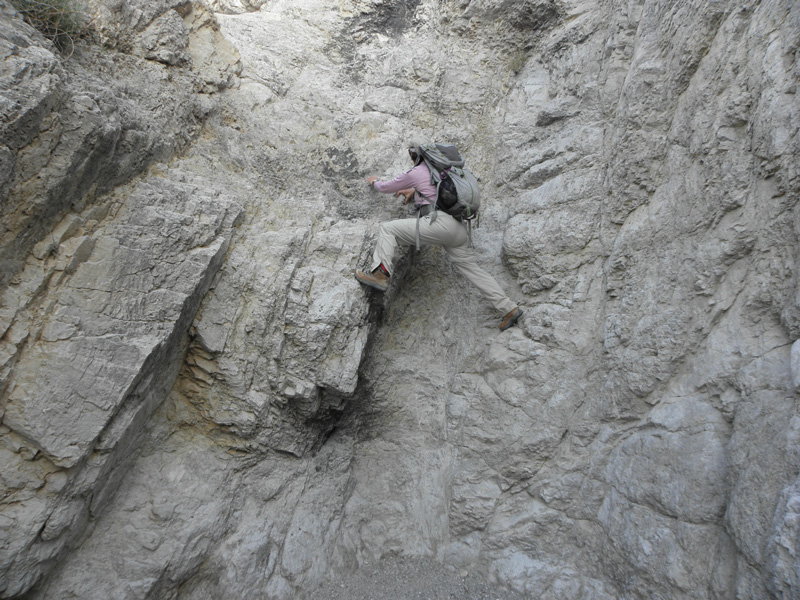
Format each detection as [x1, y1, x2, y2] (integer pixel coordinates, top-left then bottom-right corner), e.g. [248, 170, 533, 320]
[1, 0, 798, 598]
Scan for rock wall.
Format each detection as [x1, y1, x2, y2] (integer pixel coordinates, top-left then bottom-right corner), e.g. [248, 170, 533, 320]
[1, 0, 798, 598]
[0, 2, 243, 595]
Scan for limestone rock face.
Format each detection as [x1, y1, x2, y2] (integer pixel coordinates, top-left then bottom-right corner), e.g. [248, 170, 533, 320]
[1, 0, 799, 599]
[0, 168, 242, 595]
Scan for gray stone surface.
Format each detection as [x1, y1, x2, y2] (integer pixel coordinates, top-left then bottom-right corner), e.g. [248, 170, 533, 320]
[0, 171, 241, 596]
[0, 0, 241, 289]
[1, 0, 799, 599]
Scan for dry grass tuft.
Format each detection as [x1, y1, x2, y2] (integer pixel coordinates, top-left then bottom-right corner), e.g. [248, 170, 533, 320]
[10, 0, 89, 54]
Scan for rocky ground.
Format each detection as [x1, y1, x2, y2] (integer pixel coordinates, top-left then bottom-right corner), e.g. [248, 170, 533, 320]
[300, 556, 528, 600]
[1, 0, 799, 598]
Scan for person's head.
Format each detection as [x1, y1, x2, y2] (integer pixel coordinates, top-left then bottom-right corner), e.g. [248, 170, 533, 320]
[408, 143, 422, 165]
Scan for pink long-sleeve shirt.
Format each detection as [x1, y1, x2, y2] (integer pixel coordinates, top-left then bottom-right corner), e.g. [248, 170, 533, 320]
[373, 164, 435, 206]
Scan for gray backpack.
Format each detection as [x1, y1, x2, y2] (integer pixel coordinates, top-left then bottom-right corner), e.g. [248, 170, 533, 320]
[416, 143, 481, 222]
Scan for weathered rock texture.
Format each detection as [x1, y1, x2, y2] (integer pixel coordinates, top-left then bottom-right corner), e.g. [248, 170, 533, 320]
[1, 0, 798, 598]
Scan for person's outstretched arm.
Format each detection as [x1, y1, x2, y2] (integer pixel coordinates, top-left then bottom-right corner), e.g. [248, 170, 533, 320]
[365, 170, 416, 194]
[365, 164, 435, 205]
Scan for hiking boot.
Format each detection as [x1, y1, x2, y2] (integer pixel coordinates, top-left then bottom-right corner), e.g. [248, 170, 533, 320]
[499, 307, 523, 331]
[355, 269, 390, 292]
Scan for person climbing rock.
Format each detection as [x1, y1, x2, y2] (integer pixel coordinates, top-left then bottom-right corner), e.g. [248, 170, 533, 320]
[355, 145, 523, 331]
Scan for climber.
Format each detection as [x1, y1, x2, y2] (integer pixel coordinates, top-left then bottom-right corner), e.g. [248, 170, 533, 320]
[355, 145, 524, 331]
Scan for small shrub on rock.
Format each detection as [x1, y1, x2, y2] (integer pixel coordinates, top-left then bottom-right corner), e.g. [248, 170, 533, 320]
[10, 0, 89, 53]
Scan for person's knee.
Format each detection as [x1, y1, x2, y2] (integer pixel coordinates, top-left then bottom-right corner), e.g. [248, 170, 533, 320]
[379, 220, 415, 246]
[379, 222, 397, 238]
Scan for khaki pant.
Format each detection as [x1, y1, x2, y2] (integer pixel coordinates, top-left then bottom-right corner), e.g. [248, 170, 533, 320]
[370, 213, 517, 315]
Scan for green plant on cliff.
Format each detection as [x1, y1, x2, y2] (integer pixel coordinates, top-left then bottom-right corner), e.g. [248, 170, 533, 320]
[10, 0, 89, 53]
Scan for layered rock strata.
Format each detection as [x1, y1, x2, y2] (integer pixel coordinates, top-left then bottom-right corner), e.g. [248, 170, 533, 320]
[1, 2, 242, 596]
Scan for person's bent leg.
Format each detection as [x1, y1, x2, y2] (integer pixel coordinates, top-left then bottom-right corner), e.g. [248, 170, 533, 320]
[369, 218, 419, 274]
[360, 214, 522, 328]
[369, 215, 459, 273]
